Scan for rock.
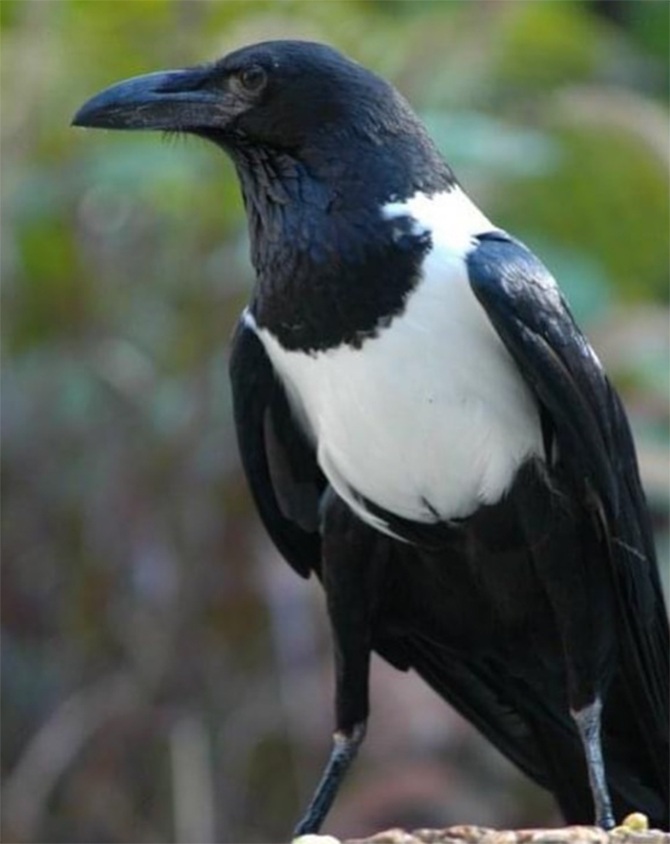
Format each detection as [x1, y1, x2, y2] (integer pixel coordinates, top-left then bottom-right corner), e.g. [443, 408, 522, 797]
[341, 825, 669, 844]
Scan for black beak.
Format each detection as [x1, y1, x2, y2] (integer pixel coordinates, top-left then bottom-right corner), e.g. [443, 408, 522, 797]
[72, 66, 225, 132]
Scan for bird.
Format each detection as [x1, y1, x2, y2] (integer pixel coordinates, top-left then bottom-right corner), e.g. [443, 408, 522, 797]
[72, 40, 669, 836]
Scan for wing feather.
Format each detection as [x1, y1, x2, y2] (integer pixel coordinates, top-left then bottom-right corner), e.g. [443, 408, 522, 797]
[229, 318, 325, 577]
[467, 232, 669, 800]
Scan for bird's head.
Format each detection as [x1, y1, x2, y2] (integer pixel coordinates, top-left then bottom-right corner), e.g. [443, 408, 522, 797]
[74, 42, 398, 147]
[72, 40, 452, 199]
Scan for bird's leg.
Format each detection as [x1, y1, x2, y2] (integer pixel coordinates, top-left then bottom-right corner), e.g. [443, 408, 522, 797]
[557, 556, 616, 831]
[293, 492, 378, 837]
[292, 723, 367, 837]
[517, 470, 616, 828]
[549, 557, 617, 829]
[543, 548, 616, 829]
[571, 696, 614, 829]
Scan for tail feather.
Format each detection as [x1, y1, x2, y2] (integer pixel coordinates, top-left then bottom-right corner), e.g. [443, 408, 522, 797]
[380, 627, 669, 828]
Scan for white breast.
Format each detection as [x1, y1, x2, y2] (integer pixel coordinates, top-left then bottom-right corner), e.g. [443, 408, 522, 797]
[249, 188, 544, 533]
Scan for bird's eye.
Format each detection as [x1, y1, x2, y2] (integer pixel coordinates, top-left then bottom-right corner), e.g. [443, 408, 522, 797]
[238, 65, 267, 93]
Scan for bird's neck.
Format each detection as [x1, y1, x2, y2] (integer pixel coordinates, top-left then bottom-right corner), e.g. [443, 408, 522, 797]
[232, 137, 450, 353]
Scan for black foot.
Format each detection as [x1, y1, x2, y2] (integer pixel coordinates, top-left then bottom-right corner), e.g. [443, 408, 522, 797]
[572, 698, 615, 830]
[293, 722, 366, 837]
[598, 813, 616, 831]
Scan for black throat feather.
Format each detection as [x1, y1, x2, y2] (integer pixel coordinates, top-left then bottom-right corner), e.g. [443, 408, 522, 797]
[228, 126, 454, 353]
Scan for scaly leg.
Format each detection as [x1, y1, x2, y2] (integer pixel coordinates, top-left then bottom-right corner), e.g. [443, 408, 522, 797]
[572, 697, 615, 829]
[293, 491, 381, 836]
[517, 468, 617, 828]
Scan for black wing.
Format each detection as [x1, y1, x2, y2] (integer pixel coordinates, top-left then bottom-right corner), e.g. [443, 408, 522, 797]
[467, 231, 669, 802]
[229, 317, 325, 577]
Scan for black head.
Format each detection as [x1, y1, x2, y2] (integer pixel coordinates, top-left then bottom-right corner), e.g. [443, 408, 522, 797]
[73, 41, 455, 352]
[72, 40, 452, 192]
[72, 42, 389, 145]
[201, 40, 408, 151]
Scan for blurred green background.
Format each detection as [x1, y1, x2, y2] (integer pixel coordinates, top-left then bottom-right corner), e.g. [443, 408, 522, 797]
[2, 1, 668, 841]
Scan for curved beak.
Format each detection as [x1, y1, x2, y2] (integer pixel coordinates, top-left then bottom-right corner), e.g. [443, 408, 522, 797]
[72, 66, 226, 132]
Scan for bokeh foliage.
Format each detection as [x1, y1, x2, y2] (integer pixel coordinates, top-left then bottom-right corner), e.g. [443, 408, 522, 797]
[2, 2, 668, 842]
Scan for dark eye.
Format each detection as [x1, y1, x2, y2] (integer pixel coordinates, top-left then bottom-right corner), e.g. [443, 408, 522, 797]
[238, 65, 267, 93]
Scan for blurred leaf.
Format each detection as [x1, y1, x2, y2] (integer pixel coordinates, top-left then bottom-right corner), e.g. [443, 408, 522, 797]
[493, 123, 669, 301]
[423, 110, 561, 178]
[628, 0, 670, 64]
[495, 1, 599, 94]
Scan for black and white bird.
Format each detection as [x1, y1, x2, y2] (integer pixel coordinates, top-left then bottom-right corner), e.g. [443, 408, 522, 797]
[73, 41, 669, 835]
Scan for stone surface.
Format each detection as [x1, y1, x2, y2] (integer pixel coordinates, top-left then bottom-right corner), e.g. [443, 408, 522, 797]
[339, 825, 670, 844]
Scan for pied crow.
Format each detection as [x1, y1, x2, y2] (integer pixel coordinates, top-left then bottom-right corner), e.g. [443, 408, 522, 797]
[73, 40, 669, 835]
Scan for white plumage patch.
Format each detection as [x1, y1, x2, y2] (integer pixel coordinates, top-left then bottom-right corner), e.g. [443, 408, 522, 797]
[249, 188, 544, 533]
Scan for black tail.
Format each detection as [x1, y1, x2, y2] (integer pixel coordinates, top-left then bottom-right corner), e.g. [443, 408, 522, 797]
[372, 523, 669, 829]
